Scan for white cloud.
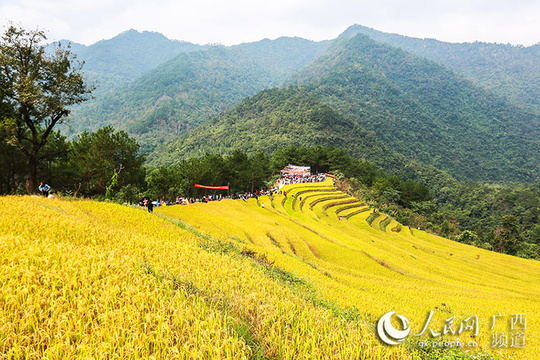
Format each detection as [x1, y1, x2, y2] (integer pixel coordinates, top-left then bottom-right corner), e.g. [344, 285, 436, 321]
[1, 0, 538, 46]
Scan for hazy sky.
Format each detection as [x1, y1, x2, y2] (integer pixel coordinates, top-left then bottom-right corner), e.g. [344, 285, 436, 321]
[1, 0, 539, 46]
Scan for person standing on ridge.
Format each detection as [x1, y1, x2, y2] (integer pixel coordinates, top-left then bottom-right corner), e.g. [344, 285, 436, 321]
[142, 196, 154, 213]
[38, 181, 51, 197]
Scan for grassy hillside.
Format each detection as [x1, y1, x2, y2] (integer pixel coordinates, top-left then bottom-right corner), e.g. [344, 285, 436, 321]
[2, 180, 538, 358]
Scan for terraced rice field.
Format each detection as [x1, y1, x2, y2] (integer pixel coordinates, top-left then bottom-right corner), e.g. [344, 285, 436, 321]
[1, 179, 538, 359]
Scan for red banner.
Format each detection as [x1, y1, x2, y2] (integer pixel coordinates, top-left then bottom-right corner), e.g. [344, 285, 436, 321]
[194, 184, 229, 190]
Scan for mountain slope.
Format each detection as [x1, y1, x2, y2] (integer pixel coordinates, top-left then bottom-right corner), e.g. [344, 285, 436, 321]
[285, 34, 540, 183]
[158, 180, 539, 359]
[63, 29, 207, 94]
[66, 37, 332, 152]
[0, 194, 397, 358]
[342, 24, 540, 115]
[147, 85, 461, 203]
[153, 33, 539, 183]
[147, 86, 402, 170]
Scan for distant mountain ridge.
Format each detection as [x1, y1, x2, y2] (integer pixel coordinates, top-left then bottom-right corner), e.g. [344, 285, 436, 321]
[55, 26, 540, 184]
[287, 34, 540, 183]
[54, 29, 208, 94]
[341, 24, 540, 115]
[66, 36, 331, 152]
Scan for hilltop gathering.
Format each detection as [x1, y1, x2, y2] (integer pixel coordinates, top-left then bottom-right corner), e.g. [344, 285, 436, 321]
[139, 166, 329, 211]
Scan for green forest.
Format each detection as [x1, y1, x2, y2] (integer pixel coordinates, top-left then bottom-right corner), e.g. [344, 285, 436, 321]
[59, 28, 540, 184]
[149, 33, 540, 183]
[342, 24, 540, 115]
[286, 34, 540, 183]
[66, 36, 331, 154]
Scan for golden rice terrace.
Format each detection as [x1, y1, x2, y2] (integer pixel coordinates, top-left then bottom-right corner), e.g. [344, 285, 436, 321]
[1, 179, 538, 359]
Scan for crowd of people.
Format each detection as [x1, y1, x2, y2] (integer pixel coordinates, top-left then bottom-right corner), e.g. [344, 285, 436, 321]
[38, 171, 329, 214]
[139, 189, 278, 211]
[276, 173, 327, 188]
[169, 189, 277, 206]
[139, 172, 329, 212]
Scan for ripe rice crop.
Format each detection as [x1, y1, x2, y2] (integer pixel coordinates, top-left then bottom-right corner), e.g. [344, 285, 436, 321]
[1, 195, 407, 359]
[343, 207, 370, 219]
[321, 198, 361, 216]
[2, 180, 539, 359]
[335, 203, 367, 215]
[157, 180, 540, 360]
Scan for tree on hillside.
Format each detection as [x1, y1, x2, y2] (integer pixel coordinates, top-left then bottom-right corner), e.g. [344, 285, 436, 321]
[494, 215, 521, 255]
[146, 166, 187, 201]
[68, 126, 146, 197]
[0, 25, 93, 194]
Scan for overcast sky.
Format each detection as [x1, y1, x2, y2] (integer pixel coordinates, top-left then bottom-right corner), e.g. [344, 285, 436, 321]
[1, 0, 538, 46]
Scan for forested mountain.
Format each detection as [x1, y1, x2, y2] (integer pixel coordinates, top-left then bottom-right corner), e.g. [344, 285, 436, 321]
[148, 87, 400, 168]
[341, 24, 540, 115]
[148, 85, 457, 211]
[57, 27, 539, 184]
[148, 84, 463, 199]
[65, 37, 331, 152]
[153, 33, 540, 184]
[55, 29, 207, 94]
[286, 34, 540, 183]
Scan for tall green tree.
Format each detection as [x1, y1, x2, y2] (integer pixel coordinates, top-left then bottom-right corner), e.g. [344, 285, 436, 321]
[0, 24, 92, 194]
[69, 126, 146, 197]
[146, 166, 188, 201]
[494, 215, 521, 255]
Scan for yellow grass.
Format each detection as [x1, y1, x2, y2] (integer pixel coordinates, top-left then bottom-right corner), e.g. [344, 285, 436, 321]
[1, 180, 538, 359]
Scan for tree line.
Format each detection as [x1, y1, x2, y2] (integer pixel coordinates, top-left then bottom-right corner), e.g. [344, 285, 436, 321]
[340, 171, 540, 260]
